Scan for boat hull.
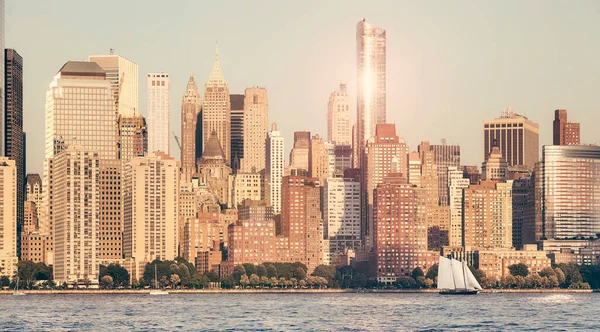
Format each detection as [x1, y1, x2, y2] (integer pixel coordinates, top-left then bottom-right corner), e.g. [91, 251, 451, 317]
[439, 289, 478, 295]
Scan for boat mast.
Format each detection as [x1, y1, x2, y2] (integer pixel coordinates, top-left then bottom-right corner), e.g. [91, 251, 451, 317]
[450, 258, 457, 290]
[154, 264, 158, 289]
[462, 260, 468, 290]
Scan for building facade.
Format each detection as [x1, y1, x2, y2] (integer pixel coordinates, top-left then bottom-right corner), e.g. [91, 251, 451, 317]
[181, 75, 202, 181]
[228, 220, 277, 265]
[230, 94, 244, 171]
[482, 146, 508, 181]
[323, 178, 361, 264]
[553, 109, 580, 146]
[327, 83, 351, 145]
[430, 142, 460, 206]
[118, 115, 147, 170]
[0, 158, 17, 276]
[203, 49, 231, 165]
[147, 72, 170, 154]
[52, 147, 100, 284]
[483, 107, 539, 170]
[266, 123, 284, 214]
[88, 53, 139, 116]
[356, 19, 386, 167]
[542, 145, 600, 239]
[373, 174, 416, 283]
[242, 87, 268, 173]
[289, 131, 310, 171]
[448, 166, 469, 247]
[4, 49, 24, 256]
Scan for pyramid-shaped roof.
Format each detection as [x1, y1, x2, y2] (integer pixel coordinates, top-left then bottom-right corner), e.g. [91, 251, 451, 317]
[203, 131, 225, 159]
[206, 46, 227, 87]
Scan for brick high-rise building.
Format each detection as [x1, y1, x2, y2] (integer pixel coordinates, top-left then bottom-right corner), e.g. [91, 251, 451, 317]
[327, 83, 351, 145]
[448, 166, 469, 247]
[309, 134, 332, 185]
[373, 174, 416, 283]
[181, 75, 202, 182]
[553, 109, 580, 146]
[52, 147, 100, 284]
[118, 115, 148, 171]
[462, 165, 481, 185]
[241, 87, 268, 173]
[281, 176, 323, 272]
[228, 172, 264, 208]
[147, 72, 170, 155]
[512, 175, 535, 249]
[98, 160, 122, 263]
[463, 180, 513, 249]
[483, 107, 539, 170]
[228, 220, 277, 265]
[363, 124, 408, 249]
[238, 200, 274, 222]
[4, 49, 24, 256]
[203, 48, 231, 165]
[0, 158, 18, 277]
[289, 131, 310, 171]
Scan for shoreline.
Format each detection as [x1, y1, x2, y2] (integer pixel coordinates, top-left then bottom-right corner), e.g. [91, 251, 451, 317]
[0, 288, 593, 295]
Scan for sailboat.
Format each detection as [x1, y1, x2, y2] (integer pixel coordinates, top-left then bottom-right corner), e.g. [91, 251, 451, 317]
[437, 256, 482, 295]
[149, 264, 168, 295]
[13, 274, 25, 296]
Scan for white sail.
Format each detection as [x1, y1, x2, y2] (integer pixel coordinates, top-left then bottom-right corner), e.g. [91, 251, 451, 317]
[451, 258, 466, 289]
[437, 256, 455, 290]
[463, 261, 483, 290]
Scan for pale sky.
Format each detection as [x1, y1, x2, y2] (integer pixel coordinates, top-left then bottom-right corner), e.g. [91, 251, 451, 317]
[6, 0, 600, 175]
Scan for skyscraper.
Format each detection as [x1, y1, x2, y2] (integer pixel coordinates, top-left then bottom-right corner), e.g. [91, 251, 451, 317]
[373, 174, 416, 283]
[356, 19, 386, 166]
[289, 131, 311, 171]
[118, 115, 147, 170]
[323, 177, 361, 263]
[98, 159, 122, 263]
[281, 176, 323, 273]
[0, 157, 17, 277]
[181, 75, 202, 181]
[553, 109, 580, 146]
[448, 166, 469, 247]
[363, 124, 408, 249]
[25, 173, 42, 216]
[4, 49, 24, 257]
[308, 134, 331, 185]
[483, 107, 539, 170]
[88, 53, 139, 116]
[52, 146, 100, 284]
[147, 72, 170, 154]
[242, 87, 268, 173]
[44, 61, 118, 160]
[203, 48, 231, 165]
[327, 83, 351, 145]
[123, 152, 179, 280]
[430, 141, 460, 206]
[266, 123, 284, 214]
[230, 94, 244, 171]
[541, 145, 600, 240]
[481, 146, 508, 181]
[0, 0, 4, 156]
[463, 181, 513, 249]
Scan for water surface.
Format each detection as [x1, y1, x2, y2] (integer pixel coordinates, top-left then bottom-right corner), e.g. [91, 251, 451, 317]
[1, 293, 598, 331]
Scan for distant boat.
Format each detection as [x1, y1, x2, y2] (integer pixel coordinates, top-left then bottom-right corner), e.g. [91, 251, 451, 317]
[149, 264, 168, 295]
[437, 256, 482, 295]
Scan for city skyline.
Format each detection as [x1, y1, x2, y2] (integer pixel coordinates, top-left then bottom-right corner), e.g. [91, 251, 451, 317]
[6, 1, 600, 174]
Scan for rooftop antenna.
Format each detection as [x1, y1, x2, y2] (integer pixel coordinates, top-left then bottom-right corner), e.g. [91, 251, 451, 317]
[110, 48, 114, 55]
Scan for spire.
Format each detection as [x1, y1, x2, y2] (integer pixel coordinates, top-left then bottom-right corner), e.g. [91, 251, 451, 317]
[207, 42, 226, 86]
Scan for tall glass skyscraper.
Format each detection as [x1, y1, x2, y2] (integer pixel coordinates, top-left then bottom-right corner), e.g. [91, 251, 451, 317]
[542, 145, 600, 239]
[147, 72, 171, 155]
[356, 19, 386, 167]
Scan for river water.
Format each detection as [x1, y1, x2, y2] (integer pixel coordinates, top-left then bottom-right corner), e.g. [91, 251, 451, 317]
[1, 292, 598, 331]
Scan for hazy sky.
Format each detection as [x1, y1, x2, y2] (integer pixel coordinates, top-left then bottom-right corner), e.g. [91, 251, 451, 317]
[6, 0, 600, 175]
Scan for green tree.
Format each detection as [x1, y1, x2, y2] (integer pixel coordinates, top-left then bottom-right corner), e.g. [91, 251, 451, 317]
[83, 276, 91, 289]
[425, 264, 438, 280]
[294, 267, 307, 280]
[257, 264, 268, 277]
[554, 267, 566, 285]
[100, 275, 113, 289]
[240, 275, 250, 288]
[249, 274, 260, 287]
[270, 277, 279, 288]
[555, 263, 582, 287]
[205, 270, 219, 282]
[243, 263, 257, 276]
[396, 276, 418, 289]
[17, 261, 52, 288]
[579, 265, 600, 289]
[266, 264, 278, 278]
[221, 276, 234, 289]
[233, 264, 246, 283]
[170, 274, 181, 288]
[0, 276, 10, 287]
[416, 276, 434, 289]
[106, 264, 130, 287]
[539, 267, 557, 278]
[260, 276, 270, 287]
[411, 267, 425, 281]
[312, 265, 336, 286]
[508, 263, 529, 277]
